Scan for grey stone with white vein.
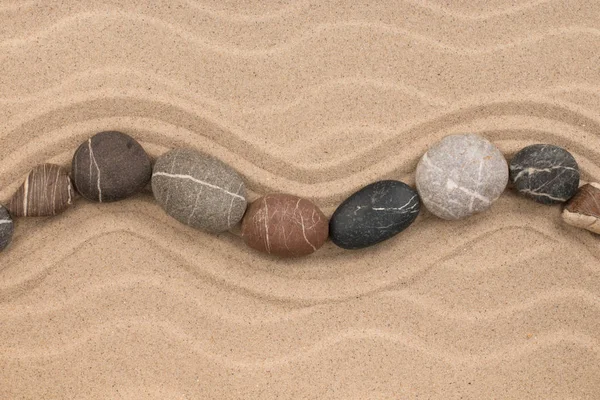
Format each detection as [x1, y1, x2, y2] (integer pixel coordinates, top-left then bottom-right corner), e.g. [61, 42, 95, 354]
[0, 205, 14, 252]
[415, 134, 508, 220]
[151, 148, 247, 233]
[329, 180, 420, 249]
[509, 144, 579, 204]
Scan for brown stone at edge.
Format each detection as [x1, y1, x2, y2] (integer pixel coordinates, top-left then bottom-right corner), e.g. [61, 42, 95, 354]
[564, 183, 600, 218]
[241, 193, 328, 257]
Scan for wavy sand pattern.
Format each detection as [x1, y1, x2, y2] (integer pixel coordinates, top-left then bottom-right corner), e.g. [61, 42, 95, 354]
[1, 1, 600, 398]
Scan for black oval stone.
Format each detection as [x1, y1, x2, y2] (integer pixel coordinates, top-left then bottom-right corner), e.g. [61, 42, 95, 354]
[0, 205, 14, 252]
[509, 144, 579, 204]
[329, 180, 420, 249]
[71, 131, 152, 202]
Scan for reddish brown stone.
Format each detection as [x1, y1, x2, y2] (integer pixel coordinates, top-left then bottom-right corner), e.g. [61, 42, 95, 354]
[7, 163, 74, 217]
[241, 194, 328, 257]
[562, 183, 600, 234]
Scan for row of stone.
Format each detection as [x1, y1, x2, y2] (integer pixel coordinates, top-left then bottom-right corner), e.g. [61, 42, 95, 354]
[0, 132, 598, 256]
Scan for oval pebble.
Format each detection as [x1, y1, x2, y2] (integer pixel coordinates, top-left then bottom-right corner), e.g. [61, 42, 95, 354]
[72, 131, 152, 202]
[7, 163, 73, 217]
[562, 183, 600, 234]
[509, 144, 579, 204]
[0, 205, 14, 251]
[329, 180, 420, 249]
[152, 148, 247, 233]
[241, 194, 328, 257]
[415, 134, 508, 220]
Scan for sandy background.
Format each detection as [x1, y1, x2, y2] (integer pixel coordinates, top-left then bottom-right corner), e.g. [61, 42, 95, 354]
[1, 0, 600, 398]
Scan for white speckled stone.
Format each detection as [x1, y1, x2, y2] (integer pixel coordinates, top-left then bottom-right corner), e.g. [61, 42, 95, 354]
[415, 134, 508, 220]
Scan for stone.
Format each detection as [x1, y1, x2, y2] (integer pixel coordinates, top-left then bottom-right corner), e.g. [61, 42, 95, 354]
[241, 193, 328, 257]
[7, 163, 73, 217]
[152, 148, 247, 233]
[72, 131, 152, 202]
[415, 134, 508, 220]
[562, 183, 600, 234]
[0, 205, 14, 251]
[329, 180, 420, 249]
[509, 144, 579, 204]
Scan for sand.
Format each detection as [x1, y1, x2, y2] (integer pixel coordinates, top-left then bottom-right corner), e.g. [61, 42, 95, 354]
[1, 0, 600, 398]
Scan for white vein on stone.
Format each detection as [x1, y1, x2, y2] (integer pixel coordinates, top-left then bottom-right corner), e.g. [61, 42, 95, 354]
[446, 179, 458, 190]
[424, 196, 459, 219]
[422, 152, 442, 172]
[372, 195, 418, 212]
[520, 189, 567, 202]
[0, 220, 12, 225]
[88, 138, 102, 202]
[263, 197, 271, 253]
[67, 180, 73, 205]
[529, 168, 569, 194]
[152, 171, 245, 200]
[187, 190, 203, 225]
[299, 213, 317, 252]
[512, 165, 578, 182]
[458, 185, 490, 204]
[469, 159, 484, 212]
[227, 182, 243, 227]
[164, 151, 179, 208]
[23, 173, 29, 217]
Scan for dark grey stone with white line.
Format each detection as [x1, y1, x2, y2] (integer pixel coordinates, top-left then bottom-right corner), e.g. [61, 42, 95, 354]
[72, 131, 152, 202]
[0, 205, 14, 252]
[329, 180, 420, 249]
[509, 144, 579, 204]
[152, 148, 247, 233]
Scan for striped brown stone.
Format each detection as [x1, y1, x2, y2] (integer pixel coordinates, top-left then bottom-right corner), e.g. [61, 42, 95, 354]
[7, 164, 74, 217]
[241, 194, 328, 257]
[562, 183, 600, 234]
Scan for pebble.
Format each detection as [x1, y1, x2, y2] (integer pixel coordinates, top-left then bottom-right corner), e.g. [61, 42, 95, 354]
[0, 205, 14, 251]
[72, 131, 152, 202]
[329, 180, 420, 249]
[509, 144, 579, 204]
[415, 134, 508, 220]
[152, 148, 247, 233]
[241, 193, 328, 257]
[7, 163, 73, 217]
[562, 183, 600, 234]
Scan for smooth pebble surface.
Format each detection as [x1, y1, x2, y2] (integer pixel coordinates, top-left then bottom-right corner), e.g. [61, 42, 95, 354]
[0, 205, 14, 251]
[329, 180, 420, 249]
[7, 163, 73, 217]
[72, 131, 152, 202]
[562, 182, 600, 234]
[152, 148, 247, 233]
[415, 134, 508, 220]
[509, 144, 579, 204]
[241, 193, 328, 257]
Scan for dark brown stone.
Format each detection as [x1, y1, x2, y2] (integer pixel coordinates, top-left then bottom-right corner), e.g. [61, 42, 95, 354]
[241, 193, 328, 257]
[7, 163, 73, 217]
[72, 131, 152, 202]
[562, 183, 600, 234]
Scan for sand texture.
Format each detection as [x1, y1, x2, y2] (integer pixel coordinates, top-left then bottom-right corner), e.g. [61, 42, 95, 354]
[1, 1, 600, 398]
